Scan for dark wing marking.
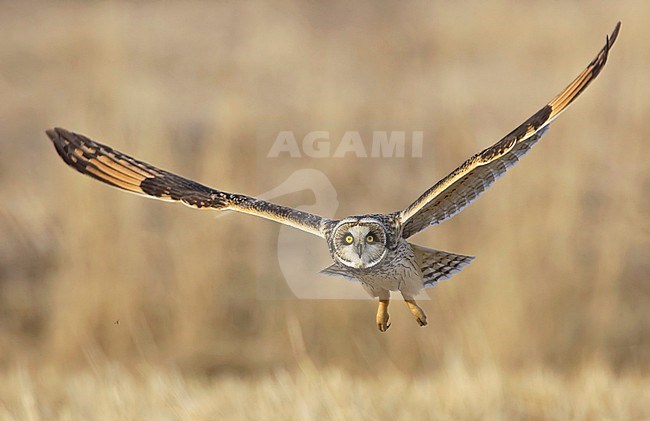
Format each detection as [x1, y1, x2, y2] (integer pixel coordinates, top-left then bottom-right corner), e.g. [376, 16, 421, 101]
[399, 22, 620, 239]
[47, 127, 328, 238]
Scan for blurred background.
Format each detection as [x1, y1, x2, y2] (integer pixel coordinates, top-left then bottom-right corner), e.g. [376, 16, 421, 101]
[0, 0, 647, 418]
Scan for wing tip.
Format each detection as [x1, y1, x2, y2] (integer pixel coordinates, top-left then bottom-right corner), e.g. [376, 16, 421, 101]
[596, 21, 621, 68]
[600, 21, 621, 66]
[45, 128, 57, 141]
[609, 21, 621, 48]
[46, 127, 77, 167]
[546, 21, 621, 120]
[45, 127, 71, 143]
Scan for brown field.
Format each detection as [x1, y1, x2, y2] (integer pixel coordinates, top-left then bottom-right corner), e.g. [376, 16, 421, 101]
[2, 361, 648, 420]
[0, 1, 648, 419]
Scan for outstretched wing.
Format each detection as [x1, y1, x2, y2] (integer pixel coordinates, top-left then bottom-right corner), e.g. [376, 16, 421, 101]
[47, 127, 328, 238]
[398, 22, 620, 239]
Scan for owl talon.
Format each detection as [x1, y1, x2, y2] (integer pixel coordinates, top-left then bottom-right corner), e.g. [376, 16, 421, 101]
[404, 298, 428, 328]
[376, 314, 390, 332]
[377, 320, 390, 332]
[376, 298, 390, 332]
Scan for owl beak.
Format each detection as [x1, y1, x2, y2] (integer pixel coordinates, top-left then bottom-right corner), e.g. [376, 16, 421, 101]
[356, 242, 364, 258]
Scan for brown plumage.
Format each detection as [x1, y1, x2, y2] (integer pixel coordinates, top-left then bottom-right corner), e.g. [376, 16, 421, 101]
[48, 23, 620, 331]
[397, 22, 620, 238]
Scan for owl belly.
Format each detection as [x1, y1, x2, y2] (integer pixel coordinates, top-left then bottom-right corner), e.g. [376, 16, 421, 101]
[356, 241, 424, 297]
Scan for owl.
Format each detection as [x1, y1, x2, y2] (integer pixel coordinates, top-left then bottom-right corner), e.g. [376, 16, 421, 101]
[47, 23, 619, 331]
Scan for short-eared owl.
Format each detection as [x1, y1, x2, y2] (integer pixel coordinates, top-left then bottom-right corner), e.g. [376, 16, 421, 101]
[47, 23, 619, 331]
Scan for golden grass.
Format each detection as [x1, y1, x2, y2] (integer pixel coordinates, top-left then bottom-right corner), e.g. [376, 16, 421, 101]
[1, 361, 648, 420]
[0, 1, 648, 418]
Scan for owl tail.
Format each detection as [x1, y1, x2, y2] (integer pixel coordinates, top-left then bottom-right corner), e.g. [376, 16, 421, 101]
[411, 244, 475, 288]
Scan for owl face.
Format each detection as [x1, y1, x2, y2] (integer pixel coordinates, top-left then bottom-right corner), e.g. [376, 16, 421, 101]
[331, 218, 388, 269]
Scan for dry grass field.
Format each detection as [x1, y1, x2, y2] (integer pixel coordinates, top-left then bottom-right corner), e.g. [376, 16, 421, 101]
[0, 1, 648, 419]
[1, 360, 648, 420]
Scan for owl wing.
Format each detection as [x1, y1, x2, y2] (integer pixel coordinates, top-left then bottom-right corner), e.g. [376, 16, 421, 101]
[47, 128, 328, 238]
[319, 263, 358, 282]
[398, 22, 620, 239]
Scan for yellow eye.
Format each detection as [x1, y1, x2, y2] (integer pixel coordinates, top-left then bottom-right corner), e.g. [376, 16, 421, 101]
[366, 235, 374, 243]
[344, 235, 354, 244]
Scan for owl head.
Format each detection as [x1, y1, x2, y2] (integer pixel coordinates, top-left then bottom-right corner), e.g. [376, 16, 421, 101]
[330, 217, 388, 269]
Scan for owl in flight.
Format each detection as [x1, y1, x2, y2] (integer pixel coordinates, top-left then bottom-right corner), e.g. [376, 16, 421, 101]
[48, 23, 619, 332]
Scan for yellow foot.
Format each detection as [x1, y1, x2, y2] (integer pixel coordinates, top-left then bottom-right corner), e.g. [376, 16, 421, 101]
[377, 317, 391, 332]
[376, 299, 390, 332]
[405, 299, 428, 327]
